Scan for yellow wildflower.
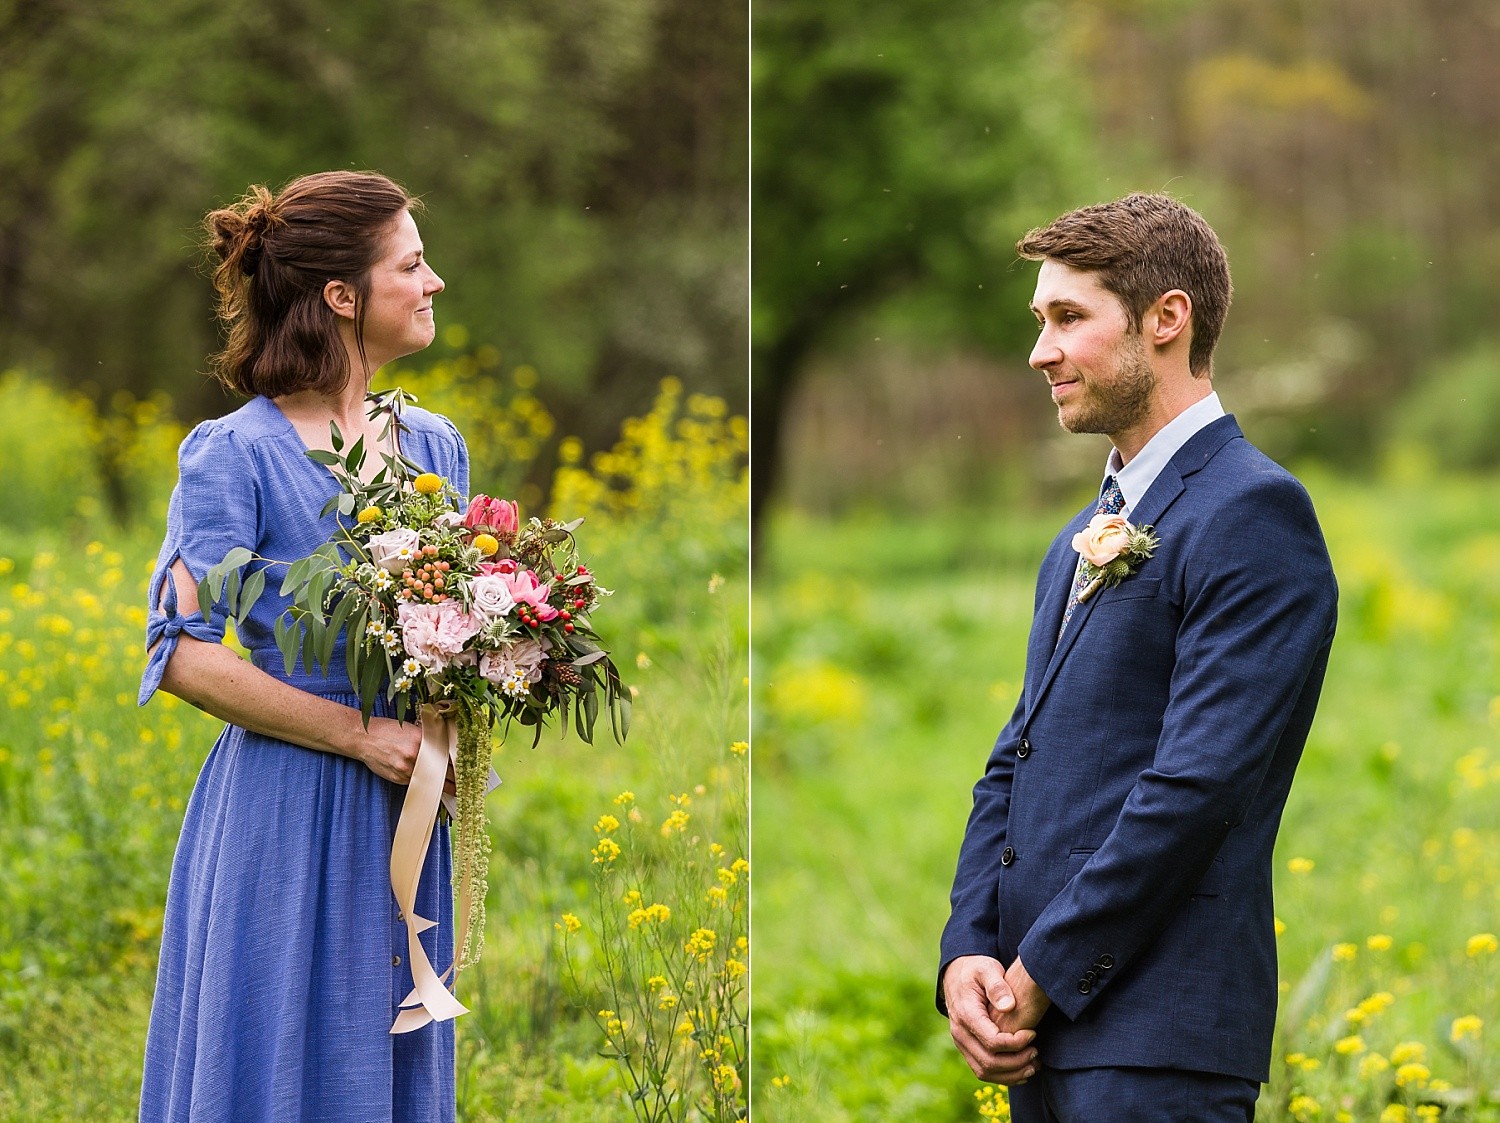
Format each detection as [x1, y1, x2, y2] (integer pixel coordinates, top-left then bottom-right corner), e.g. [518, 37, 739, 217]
[730, 740, 748, 755]
[1274, 916, 1286, 938]
[558, 912, 581, 934]
[1379, 1107, 1408, 1123]
[1289, 1095, 1321, 1121]
[771, 1075, 792, 1090]
[1466, 932, 1498, 957]
[724, 958, 747, 979]
[413, 472, 443, 494]
[1393, 1062, 1429, 1088]
[613, 791, 635, 806]
[1366, 933, 1393, 951]
[659, 994, 679, 1010]
[1287, 857, 1315, 875]
[647, 975, 667, 990]
[1389, 1041, 1426, 1066]
[1332, 942, 1357, 962]
[661, 809, 690, 836]
[594, 814, 620, 834]
[1416, 1108, 1440, 1123]
[1334, 1035, 1365, 1056]
[707, 886, 727, 906]
[731, 857, 749, 875]
[1451, 1014, 1482, 1041]
[684, 928, 717, 961]
[591, 838, 621, 864]
[1358, 1053, 1389, 1079]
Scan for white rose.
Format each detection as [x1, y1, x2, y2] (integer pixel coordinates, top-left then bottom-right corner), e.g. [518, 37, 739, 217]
[469, 574, 517, 623]
[367, 527, 421, 574]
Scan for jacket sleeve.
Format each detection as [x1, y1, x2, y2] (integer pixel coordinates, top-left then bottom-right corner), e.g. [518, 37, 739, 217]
[936, 692, 1025, 1014]
[1017, 476, 1337, 1020]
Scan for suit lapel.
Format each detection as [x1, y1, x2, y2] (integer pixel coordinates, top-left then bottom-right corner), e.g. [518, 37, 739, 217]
[1022, 415, 1244, 722]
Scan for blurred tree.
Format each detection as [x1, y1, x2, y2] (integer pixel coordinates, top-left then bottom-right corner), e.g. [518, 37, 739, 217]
[751, 0, 1093, 532]
[0, 0, 745, 454]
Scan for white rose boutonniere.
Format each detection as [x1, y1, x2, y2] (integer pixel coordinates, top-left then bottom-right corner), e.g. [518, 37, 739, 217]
[1071, 513, 1160, 603]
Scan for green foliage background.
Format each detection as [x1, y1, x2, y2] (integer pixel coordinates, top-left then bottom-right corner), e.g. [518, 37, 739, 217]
[0, 0, 746, 460]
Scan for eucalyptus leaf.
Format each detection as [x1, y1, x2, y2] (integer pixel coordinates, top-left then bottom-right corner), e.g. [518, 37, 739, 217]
[572, 650, 607, 667]
[329, 420, 343, 452]
[238, 567, 267, 619]
[305, 449, 341, 466]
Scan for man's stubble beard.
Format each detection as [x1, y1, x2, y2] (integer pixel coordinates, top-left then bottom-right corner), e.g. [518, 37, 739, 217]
[1056, 332, 1157, 437]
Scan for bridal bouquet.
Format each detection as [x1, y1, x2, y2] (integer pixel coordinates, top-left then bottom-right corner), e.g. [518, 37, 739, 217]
[203, 389, 629, 1031]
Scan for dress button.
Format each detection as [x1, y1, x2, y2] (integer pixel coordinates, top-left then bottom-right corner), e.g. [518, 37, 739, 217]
[1078, 979, 1092, 995]
[1016, 739, 1031, 760]
[1000, 847, 1015, 866]
[392, 955, 402, 967]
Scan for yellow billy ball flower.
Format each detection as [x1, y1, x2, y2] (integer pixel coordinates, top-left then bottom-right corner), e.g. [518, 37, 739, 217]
[472, 533, 499, 557]
[356, 505, 383, 524]
[412, 472, 443, 495]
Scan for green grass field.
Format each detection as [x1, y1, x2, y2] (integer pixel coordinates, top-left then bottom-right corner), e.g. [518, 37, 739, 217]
[0, 372, 748, 1121]
[752, 461, 1499, 1123]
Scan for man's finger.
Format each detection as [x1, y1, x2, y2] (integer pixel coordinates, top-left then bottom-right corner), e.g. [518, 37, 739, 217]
[985, 975, 1016, 1013]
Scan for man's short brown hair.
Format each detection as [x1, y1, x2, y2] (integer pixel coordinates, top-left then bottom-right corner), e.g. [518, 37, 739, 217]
[1017, 193, 1231, 376]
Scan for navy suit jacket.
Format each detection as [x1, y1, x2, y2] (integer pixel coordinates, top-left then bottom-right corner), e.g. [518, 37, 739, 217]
[938, 416, 1337, 1084]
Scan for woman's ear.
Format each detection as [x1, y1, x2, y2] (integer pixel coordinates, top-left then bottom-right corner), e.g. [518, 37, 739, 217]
[323, 279, 358, 321]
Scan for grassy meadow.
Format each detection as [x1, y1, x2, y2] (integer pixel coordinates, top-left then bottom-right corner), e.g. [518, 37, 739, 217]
[752, 456, 1500, 1123]
[0, 367, 748, 1122]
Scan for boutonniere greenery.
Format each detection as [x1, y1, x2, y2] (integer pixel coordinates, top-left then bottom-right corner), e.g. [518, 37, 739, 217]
[1071, 513, 1160, 603]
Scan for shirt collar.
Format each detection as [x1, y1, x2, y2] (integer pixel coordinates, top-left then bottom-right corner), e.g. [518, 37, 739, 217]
[1107, 391, 1225, 517]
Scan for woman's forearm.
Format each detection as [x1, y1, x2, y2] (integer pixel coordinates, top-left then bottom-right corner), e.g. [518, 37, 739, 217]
[157, 634, 372, 759]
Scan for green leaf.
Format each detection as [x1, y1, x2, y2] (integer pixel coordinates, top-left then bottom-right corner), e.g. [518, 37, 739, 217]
[345, 606, 367, 685]
[337, 493, 356, 517]
[197, 574, 214, 616]
[237, 567, 267, 619]
[572, 650, 607, 667]
[348, 435, 366, 474]
[358, 642, 385, 726]
[305, 449, 341, 466]
[225, 567, 243, 614]
[320, 494, 342, 518]
[280, 555, 311, 597]
[329, 420, 343, 452]
[275, 613, 300, 676]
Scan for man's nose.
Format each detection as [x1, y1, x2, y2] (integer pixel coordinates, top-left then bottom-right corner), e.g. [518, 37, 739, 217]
[1029, 330, 1061, 371]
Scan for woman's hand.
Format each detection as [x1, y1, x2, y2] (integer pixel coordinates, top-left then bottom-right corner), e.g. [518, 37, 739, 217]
[357, 716, 457, 794]
[357, 716, 425, 786]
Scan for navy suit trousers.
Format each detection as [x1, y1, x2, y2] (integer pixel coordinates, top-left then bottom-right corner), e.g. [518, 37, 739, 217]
[1009, 1066, 1260, 1123]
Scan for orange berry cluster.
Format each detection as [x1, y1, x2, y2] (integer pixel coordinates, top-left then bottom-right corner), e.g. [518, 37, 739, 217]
[401, 545, 453, 603]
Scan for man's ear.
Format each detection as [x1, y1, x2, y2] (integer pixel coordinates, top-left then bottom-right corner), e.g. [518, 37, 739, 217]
[1148, 289, 1192, 348]
[323, 279, 358, 321]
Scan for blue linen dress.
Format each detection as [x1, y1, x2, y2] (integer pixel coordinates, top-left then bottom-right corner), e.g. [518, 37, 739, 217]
[138, 395, 466, 1123]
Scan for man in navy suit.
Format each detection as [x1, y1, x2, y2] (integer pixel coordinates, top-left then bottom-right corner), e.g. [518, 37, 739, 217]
[939, 194, 1337, 1121]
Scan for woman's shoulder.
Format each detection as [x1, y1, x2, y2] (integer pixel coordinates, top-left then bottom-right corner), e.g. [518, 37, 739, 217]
[182, 396, 281, 449]
[396, 402, 464, 453]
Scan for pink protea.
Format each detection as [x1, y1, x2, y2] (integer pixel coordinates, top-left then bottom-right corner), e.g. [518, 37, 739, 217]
[464, 496, 519, 537]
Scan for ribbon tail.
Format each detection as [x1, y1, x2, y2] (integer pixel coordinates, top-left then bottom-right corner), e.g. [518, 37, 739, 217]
[389, 704, 469, 1033]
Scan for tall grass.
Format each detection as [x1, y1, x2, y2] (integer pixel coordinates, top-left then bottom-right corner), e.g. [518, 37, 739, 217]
[752, 460, 1499, 1122]
[0, 365, 747, 1122]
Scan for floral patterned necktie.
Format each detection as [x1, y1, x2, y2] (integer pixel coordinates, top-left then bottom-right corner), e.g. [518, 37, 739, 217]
[1058, 475, 1125, 642]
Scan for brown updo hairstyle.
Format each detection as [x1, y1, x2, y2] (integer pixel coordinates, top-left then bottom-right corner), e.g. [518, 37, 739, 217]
[205, 171, 420, 397]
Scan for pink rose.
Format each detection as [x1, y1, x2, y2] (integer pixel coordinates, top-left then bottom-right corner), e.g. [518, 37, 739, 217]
[397, 600, 483, 671]
[1072, 513, 1133, 567]
[477, 559, 518, 576]
[464, 495, 519, 537]
[480, 638, 547, 687]
[367, 527, 422, 574]
[501, 568, 559, 621]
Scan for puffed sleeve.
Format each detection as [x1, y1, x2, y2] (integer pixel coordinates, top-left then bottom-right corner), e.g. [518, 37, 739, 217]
[438, 413, 470, 500]
[138, 421, 263, 706]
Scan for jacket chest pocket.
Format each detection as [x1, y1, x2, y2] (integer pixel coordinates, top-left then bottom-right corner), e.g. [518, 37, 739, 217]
[1093, 576, 1162, 604]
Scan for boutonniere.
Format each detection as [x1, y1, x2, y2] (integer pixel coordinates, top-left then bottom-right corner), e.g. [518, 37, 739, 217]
[1071, 513, 1160, 603]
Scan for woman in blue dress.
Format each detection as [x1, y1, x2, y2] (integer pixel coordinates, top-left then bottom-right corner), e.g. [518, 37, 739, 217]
[138, 171, 461, 1122]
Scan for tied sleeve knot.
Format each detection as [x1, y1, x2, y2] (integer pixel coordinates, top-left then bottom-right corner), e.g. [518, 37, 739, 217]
[138, 566, 223, 707]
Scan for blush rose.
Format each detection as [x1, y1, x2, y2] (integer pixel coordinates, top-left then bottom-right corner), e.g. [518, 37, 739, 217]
[1072, 513, 1133, 567]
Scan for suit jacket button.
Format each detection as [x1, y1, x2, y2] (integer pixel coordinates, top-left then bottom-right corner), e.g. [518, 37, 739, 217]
[1078, 979, 1092, 995]
[1000, 846, 1015, 866]
[1099, 955, 1114, 970]
[1016, 739, 1031, 760]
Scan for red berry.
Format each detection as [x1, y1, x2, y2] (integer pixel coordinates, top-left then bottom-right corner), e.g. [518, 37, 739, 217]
[564, 623, 574, 633]
[560, 610, 571, 621]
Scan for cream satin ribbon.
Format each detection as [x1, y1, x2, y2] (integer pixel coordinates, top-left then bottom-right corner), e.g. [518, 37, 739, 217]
[389, 702, 473, 1035]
